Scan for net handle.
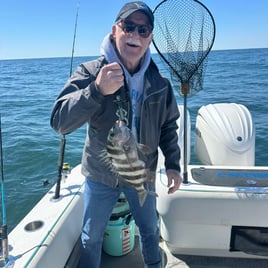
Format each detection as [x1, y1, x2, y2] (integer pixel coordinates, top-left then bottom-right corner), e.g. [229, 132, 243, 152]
[152, 0, 216, 183]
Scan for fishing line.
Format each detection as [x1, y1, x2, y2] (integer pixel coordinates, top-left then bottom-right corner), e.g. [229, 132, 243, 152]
[0, 116, 6, 228]
[54, 2, 80, 199]
[69, 1, 80, 77]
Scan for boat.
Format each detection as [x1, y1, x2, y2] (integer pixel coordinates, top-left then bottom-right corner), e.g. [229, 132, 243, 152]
[2, 101, 268, 268]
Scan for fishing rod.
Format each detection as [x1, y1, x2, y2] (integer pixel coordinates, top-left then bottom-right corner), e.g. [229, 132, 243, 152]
[69, 1, 80, 78]
[0, 114, 8, 265]
[54, 2, 80, 199]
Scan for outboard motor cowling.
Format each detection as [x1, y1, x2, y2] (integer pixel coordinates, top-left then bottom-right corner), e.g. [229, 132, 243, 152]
[195, 103, 255, 166]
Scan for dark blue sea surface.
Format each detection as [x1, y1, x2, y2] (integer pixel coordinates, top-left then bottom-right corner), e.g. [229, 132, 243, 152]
[0, 48, 268, 231]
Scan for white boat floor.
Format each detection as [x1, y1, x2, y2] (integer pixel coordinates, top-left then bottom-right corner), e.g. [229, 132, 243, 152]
[100, 237, 268, 268]
[67, 236, 268, 267]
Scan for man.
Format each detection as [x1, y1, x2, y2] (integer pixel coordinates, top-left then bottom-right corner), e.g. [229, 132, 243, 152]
[50, 2, 182, 267]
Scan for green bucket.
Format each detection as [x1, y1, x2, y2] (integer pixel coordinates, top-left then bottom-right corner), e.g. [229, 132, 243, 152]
[103, 194, 135, 256]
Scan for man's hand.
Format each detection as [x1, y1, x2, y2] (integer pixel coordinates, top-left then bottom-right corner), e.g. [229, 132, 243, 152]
[96, 62, 124, 95]
[166, 169, 182, 194]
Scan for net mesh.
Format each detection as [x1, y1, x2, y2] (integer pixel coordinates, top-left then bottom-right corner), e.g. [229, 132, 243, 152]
[152, 0, 216, 96]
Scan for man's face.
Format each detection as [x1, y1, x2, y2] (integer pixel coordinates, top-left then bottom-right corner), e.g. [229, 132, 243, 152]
[112, 11, 153, 72]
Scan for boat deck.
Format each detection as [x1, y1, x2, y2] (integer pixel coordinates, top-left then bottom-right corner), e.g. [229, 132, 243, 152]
[66, 235, 268, 268]
[100, 237, 268, 268]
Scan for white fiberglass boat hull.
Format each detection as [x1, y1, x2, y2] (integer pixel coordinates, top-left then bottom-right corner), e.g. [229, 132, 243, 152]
[156, 165, 268, 259]
[7, 164, 85, 268]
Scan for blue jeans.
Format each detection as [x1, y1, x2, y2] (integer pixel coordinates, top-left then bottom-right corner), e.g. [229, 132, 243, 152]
[79, 178, 161, 268]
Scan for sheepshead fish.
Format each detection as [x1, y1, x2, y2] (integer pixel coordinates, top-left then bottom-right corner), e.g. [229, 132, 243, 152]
[106, 120, 154, 206]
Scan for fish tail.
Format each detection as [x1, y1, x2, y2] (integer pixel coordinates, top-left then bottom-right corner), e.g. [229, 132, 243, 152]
[138, 189, 148, 207]
[148, 190, 158, 198]
[146, 170, 157, 193]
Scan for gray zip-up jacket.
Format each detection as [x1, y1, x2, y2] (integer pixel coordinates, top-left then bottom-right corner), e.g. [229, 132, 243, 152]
[50, 56, 181, 188]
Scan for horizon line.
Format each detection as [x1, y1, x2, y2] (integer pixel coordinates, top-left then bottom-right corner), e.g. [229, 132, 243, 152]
[0, 47, 267, 61]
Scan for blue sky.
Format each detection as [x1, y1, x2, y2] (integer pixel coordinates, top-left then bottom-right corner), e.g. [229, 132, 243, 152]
[1, 0, 267, 60]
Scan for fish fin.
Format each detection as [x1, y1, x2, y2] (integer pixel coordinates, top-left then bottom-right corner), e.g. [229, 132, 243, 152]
[137, 144, 152, 155]
[138, 190, 148, 207]
[145, 170, 158, 197]
[138, 188, 158, 206]
[148, 190, 158, 197]
[146, 170, 155, 182]
[99, 149, 111, 165]
[122, 146, 134, 167]
[145, 170, 156, 187]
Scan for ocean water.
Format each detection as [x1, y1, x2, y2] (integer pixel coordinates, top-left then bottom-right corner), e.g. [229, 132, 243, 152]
[0, 48, 268, 231]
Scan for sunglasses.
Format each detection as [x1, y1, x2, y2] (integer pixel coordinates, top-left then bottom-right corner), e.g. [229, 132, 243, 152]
[118, 20, 152, 38]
